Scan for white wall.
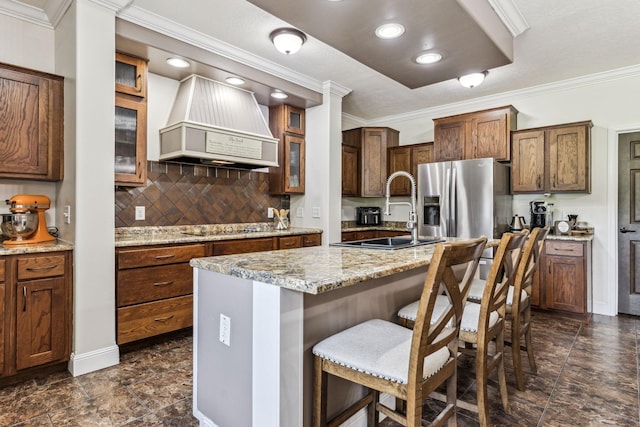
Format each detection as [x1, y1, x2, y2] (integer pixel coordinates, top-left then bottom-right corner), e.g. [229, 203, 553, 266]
[363, 71, 640, 315]
[146, 73, 180, 161]
[0, 14, 58, 222]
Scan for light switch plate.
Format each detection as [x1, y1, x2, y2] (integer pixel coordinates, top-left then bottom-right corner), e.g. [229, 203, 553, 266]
[296, 207, 304, 218]
[312, 207, 321, 218]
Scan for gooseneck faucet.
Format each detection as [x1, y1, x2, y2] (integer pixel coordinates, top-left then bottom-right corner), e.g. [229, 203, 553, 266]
[385, 171, 419, 244]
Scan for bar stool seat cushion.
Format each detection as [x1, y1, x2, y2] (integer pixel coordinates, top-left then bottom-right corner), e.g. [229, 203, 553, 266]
[467, 278, 527, 308]
[312, 319, 450, 384]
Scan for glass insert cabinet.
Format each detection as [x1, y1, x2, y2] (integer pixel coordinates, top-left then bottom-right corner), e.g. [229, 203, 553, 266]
[269, 104, 306, 195]
[114, 53, 148, 187]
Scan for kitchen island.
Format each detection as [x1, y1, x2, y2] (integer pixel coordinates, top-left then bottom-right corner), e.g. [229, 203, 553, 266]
[190, 239, 484, 427]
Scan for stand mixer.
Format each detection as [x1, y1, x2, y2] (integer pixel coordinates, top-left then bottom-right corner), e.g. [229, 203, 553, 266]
[3, 195, 56, 245]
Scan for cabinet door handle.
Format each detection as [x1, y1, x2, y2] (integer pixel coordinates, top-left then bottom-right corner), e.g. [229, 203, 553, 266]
[153, 280, 174, 287]
[283, 241, 295, 247]
[26, 265, 57, 271]
[23, 286, 26, 312]
[154, 254, 175, 260]
[537, 175, 541, 188]
[620, 227, 636, 233]
[154, 315, 174, 322]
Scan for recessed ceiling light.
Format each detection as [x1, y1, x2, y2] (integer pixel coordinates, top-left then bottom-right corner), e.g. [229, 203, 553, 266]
[225, 77, 245, 86]
[415, 52, 443, 64]
[270, 90, 288, 99]
[375, 23, 405, 39]
[166, 57, 190, 68]
[458, 71, 488, 88]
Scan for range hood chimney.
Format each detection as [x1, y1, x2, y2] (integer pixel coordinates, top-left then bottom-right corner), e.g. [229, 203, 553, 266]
[159, 75, 279, 169]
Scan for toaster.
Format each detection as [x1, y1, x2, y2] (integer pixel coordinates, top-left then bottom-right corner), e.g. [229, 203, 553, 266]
[356, 207, 381, 226]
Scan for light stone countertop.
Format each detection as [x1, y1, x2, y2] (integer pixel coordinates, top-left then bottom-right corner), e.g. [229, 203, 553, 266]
[0, 239, 74, 256]
[191, 237, 496, 295]
[546, 233, 594, 242]
[115, 223, 323, 247]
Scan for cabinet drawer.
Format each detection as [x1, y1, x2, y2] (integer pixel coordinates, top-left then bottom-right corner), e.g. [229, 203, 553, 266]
[117, 295, 193, 344]
[17, 255, 66, 280]
[545, 241, 583, 257]
[212, 238, 274, 256]
[118, 244, 205, 269]
[279, 236, 302, 249]
[117, 264, 193, 307]
[0, 259, 4, 282]
[302, 233, 321, 247]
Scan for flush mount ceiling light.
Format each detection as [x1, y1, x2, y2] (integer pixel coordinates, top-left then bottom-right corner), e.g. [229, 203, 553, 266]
[415, 52, 443, 64]
[166, 57, 190, 68]
[225, 76, 245, 86]
[458, 71, 488, 88]
[269, 28, 307, 55]
[270, 90, 288, 99]
[375, 23, 405, 39]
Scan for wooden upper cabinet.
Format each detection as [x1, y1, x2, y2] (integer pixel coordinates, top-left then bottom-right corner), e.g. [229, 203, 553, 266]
[0, 62, 64, 181]
[269, 104, 306, 195]
[342, 145, 359, 196]
[434, 117, 467, 161]
[511, 121, 592, 194]
[342, 127, 399, 197]
[115, 94, 147, 186]
[548, 124, 590, 192]
[511, 130, 546, 193]
[115, 52, 147, 98]
[387, 142, 433, 196]
[115, 53, 148, 187]
[434, 105, 517, 162]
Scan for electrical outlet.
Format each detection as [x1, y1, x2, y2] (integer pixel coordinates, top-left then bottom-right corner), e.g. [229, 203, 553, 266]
[219, 314, 231, 346]
[296, 207, 304, 218]
[312, 207, 321, 218]
[135, 206, 145, 221]
[268, 207, 274, 218]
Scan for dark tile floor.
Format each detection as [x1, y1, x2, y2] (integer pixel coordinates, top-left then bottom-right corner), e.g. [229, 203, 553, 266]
[0, 311, 638, 426]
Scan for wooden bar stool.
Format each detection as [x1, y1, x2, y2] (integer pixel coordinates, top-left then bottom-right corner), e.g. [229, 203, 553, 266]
[312, 237, 487, 427]
[465, 227, 548, 390]
[397, 231, 528, 426]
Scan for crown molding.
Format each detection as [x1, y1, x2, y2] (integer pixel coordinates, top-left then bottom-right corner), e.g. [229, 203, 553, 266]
[0, 0, 51, 28]
[365, 64, 640, 125]
[117, 5, 324, 94]
[487, 0, 529, 37]
[89, 0, 133, 13]
[323, 80, 351, 98]
[45, 0, 71, 27]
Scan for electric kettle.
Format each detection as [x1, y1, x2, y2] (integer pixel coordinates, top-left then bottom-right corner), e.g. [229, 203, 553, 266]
[510, 215, 527, 231]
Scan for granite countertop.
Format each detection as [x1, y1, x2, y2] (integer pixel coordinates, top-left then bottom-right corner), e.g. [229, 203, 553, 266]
[191, 237, 496, 295]
[115, 223, 323, 247]
[546, 233, 594, 242]
[0, 239, 74, 256]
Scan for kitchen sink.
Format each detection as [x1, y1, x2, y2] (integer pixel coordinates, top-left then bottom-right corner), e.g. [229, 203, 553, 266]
[330, 236, 444, 250]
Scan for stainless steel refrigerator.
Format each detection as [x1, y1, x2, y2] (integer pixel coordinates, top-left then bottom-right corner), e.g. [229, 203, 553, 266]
[418, 158, 512, 276]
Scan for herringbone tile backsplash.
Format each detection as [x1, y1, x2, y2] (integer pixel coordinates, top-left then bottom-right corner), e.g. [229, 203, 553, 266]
[115, 161, 287, 227]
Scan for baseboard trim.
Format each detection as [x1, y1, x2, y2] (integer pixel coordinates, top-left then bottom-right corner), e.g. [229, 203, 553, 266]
[68, 345, 120, 376]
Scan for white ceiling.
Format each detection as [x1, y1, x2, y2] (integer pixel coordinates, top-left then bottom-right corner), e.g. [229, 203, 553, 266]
[3, 0, 640, 121]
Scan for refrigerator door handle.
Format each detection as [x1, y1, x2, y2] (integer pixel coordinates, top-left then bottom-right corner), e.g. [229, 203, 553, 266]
[450, 167, 457, 236]
[444, 167, 451, 237]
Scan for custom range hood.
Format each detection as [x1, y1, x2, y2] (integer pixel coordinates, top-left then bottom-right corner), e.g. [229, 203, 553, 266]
[159, 75, 279, 169]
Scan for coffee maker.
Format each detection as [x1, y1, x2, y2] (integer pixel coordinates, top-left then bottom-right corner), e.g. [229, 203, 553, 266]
[530, 200, 547, 228]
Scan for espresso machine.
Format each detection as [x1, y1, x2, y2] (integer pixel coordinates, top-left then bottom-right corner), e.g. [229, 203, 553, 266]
[530, 200, 547, 228]
[3, 195, 56, 246]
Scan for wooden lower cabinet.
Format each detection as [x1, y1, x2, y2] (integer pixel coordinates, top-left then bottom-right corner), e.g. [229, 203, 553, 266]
[341, 229, 407, 242]
[532, 239, 591, 319]
[116, 233, 322, 344]
[116, 244, 205, 345]
[1, 251, 72, 379]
